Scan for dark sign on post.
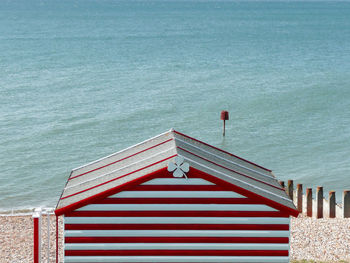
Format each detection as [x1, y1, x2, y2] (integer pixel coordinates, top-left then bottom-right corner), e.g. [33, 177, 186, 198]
[220, 110, 229, 136]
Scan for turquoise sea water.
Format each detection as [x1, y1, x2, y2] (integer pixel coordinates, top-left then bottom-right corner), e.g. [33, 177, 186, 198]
[1, 0, 350, 211]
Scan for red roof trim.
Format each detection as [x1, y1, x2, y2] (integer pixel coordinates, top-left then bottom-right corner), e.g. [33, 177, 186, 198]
[61, 155, 176, 200]
[56, 164, 298, 217]
[177, 146, 283, 191]
[55, 168, 169, 216]
[190, 168, 299, 217]
[69, 138, 173, 181]
[173, 130, 272, 172]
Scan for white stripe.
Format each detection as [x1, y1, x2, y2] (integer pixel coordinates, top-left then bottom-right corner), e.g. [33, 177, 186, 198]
[142, 178, 214, 185]
[76, 204, 276, 211]
[110, 191, 245, 198]
[65, 243, 289, 250]
[65, 256, 289, 262]
[64, 217, 290, 225]
[65, 230, 289, 237]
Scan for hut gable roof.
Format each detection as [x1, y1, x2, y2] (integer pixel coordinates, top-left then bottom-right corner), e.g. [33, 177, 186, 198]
[55, 129, 298, 217]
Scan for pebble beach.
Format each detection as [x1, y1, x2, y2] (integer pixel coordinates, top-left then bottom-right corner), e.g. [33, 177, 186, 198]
[1, 214, 349, 263]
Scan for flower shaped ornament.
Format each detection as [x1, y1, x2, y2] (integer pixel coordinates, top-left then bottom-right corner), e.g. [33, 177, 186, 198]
[167, 155, 190, 178]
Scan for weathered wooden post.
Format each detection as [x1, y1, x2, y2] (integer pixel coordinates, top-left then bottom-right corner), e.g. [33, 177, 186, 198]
[316, 186, 323, 218]
[329, 191, 336, 218]
[297, 184, 303, 213]
[279, 180, 285, 189]
[287, 180, 294, 201]
[306, 188, 313, 217]
[343, 190, 350, 218]
[33, 208, 42, 263]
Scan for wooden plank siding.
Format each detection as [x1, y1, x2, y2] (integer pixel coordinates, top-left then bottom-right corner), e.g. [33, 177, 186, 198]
[64, 177, 290, 263]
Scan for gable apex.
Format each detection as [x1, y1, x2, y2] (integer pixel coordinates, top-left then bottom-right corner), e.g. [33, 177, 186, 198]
[55, 129, 298, 217]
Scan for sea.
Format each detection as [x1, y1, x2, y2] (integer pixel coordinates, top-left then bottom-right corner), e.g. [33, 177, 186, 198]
[1, 0, 350, 213]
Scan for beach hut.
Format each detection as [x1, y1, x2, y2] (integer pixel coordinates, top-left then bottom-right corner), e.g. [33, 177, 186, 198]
[55, 129, 299, 263]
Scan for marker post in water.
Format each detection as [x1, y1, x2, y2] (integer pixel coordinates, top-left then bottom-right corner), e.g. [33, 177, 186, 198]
[220, 110, 229, 136]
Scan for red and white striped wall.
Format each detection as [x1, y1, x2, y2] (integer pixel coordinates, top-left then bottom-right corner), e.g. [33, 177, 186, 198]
[63, 176, 290, 263]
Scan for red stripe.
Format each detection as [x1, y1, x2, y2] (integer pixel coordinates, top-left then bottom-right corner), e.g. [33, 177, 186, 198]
[65, 211, 290, 217]
[173, 130, 272, 172]
[131, 185, 225, 191]
[61, 155, 176, 200]
[177, 146, 284, 191]
[65, 236, 289, 244]
[70, 139, 173, 180]
[65, 224, 289, 231]
[65, 250, 288, 256]
[33, 217, 39, 263]
[92, 198, 262, 204]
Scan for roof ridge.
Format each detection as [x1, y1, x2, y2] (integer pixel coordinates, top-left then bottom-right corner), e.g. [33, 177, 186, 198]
[174, 137, 274, 180]
[173, 130, 272, 173]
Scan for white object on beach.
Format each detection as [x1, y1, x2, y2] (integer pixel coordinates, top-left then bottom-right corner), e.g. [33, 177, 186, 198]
[43, 208, 54, 263]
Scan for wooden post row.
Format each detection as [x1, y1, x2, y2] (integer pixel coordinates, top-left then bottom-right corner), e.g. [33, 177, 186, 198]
[286, 182, 349, 218]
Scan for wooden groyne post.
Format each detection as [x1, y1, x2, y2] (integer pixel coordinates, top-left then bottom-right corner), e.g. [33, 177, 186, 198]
[306, 188, 313, 217]
[329, 191, 336, 218]
[343, 190, 350, 218]
[316, 186, 323, 218]
[297, 184, 303, 213]
[287, 180, 294, 202]
[279, 181, 285, 189]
